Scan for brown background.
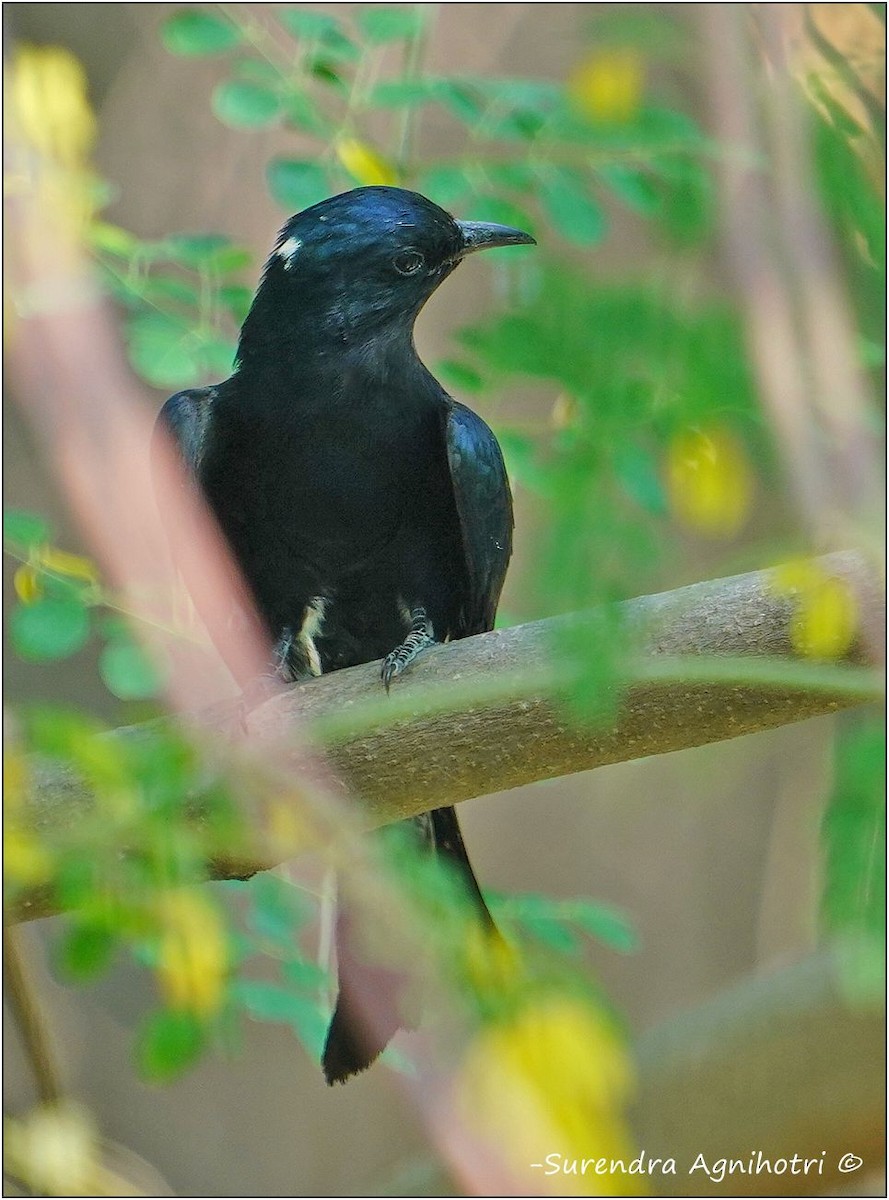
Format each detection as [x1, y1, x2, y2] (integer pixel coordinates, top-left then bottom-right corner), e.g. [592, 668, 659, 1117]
[3, 5, 850, 1195]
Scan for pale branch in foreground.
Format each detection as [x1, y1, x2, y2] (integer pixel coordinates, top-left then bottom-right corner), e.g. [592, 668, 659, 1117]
[10, 551, 883, 923]
[634, 946, 885, 1195]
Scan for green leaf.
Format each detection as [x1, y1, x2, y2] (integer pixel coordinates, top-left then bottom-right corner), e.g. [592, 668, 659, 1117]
[282, 994, 329, 1055]
[833, 932, 885, 1006]
[165, 234, 232, 267]
[570, 902, 639, 953]
[487, 162, 536, 191]
[307, 60, 347, 90]
[266, 158, 329, 212]
[312, 29, 359, 61]
[200, 338, 237, 378]
[281, 957, 329, 990]
[822, 720, 886, 939]
[651, 157, 714, 245]
[417, 164, 470, 208]
[522, 914, 583, 953]
[247, 872, 314, 947]
[142, 276, 200, 307]
[497, 432, 557, 497]
[232, 979, 309, 1022]
[598, 163, 661, 216]
[478, 82, 552, 141]
[136, 1010, 205, 1083]
[614, 444, 667, 514]
[435, 80, 484, 126]
[219, 284, 253, 323]
[487, 892, 581, 952]
[281, 89, 326, 135]
[40, 572, 94, 602]
[99, 639, 164, 700]
[208, 247, 254, 274]
[435, 359, 484, 394]
[557, 606, 626, 725]
[490, 892, 639, 955]
[125, 312, 202, 388]
[55, 856, 100, 910]
[459, 312, 552, 380]
[11, 598, 90, 662]
[278, 8, 343, 40]
[19, 705, 105, 758]
[368, 78, 437, 109]
[358, 5, 426, 43]
[278, 9, 359, 59]
[161, 10, 242, 56]
[90, 222, 140, 259]
[212, 81, 282, 128]
[4, 509, 52, 548]
[540, 169, 606, 245]
[56, 922, 117, 980]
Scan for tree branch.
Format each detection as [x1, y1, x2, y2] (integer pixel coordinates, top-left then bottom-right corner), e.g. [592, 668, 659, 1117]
[634, 946, 885, 1194]
[8, 551, 883, 923]
[278, 550, 880, 823]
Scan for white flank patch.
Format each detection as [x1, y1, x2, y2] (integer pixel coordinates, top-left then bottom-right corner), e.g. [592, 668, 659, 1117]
[276, 236, 302, 269]
[299, 596, 327, 677]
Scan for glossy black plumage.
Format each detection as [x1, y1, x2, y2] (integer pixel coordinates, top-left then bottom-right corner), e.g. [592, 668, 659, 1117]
[154, 186, 533, 1082]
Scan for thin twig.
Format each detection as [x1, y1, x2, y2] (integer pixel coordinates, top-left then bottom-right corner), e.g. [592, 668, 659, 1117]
[3, 927, 64, 1105]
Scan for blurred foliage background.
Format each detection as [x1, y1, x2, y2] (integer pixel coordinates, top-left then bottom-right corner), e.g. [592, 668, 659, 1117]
[3, 3, 884, 1195]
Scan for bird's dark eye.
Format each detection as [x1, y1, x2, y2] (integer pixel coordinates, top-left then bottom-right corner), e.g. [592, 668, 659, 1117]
[393, 249, 425, 276]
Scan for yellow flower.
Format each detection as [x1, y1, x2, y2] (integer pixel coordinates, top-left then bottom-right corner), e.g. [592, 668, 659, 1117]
[6, 46, 96, 169]
[667, 426, 752, 538]
[3, 751, 53, 886]
[568, 52, 644, 124]
[4, 828, 53, 887]
[769, 557, 826, 595]
[458, 995, 640, 1196]
[5, 45, 98, 237]
[463, 922, 523, 996]
[13, 564, 43, 603]
[266, 796, 310, 857]
[157, 890, 228, 1016]
[335, 138, 398, 187]
[37, 546, 98, 584]
[791, 575, 858, 660]
[769, 559, 859, 660]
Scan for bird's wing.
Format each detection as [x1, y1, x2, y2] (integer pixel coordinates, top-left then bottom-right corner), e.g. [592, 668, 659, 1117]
[443, 400, 514, 635]
[153, 386, 216, 483]
[152, 386, 244, 671]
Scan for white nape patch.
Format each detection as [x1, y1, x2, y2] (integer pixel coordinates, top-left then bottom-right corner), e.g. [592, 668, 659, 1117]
[276, 236, 303, 270]
[299, 596, 327, 677]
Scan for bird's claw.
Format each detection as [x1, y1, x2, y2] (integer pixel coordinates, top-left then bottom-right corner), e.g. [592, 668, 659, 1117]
[381, 612, 435, 692]
[381, 650, 407, 692]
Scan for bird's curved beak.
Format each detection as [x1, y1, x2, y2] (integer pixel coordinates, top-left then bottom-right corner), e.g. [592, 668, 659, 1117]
[456, 220, 536, 257]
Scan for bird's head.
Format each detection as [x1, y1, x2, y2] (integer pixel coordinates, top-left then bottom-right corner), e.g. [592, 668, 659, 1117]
[237, 187, 535, 364]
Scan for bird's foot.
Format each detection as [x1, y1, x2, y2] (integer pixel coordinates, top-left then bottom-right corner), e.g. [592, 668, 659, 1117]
[381, 608, 435, 691]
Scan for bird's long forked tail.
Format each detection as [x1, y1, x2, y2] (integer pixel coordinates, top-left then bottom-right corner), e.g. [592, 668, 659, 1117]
[321, 805, 495, 1085]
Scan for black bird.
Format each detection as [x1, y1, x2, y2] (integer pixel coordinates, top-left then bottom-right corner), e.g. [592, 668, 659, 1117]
[155, 186, 535, 1082]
